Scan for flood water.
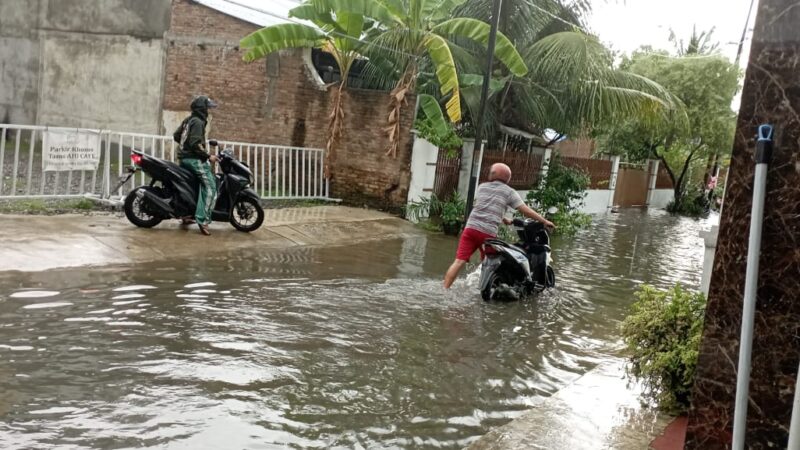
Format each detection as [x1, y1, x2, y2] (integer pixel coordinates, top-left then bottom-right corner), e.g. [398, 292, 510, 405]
[0, 209, 714, 449]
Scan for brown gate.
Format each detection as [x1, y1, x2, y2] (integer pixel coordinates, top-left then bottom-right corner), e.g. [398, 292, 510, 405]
[613, 166, 649, 207]
[433, 147, 461, 199]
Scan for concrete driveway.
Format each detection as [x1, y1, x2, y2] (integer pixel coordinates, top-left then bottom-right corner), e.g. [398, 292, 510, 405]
[0, 206, 421, 272]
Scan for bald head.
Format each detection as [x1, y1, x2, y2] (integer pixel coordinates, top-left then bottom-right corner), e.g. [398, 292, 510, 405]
[489, 163, 512, 184]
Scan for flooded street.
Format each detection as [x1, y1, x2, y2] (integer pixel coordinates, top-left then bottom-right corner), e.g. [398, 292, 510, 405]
[0, 210, 713, 449]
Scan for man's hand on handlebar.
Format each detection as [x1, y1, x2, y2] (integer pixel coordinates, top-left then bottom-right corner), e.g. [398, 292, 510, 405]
[209, 154, 218, 163]
[543, 220, 556, 231]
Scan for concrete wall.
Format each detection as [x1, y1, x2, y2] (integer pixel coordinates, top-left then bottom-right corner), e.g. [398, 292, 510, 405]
[581, 190, 614, 214]
[407, 135, 439, 219]
[517, 189, 613, 215]
[0, 0, 40, 124]
[0, 0, 170, 132]
[648, 189, 674, 209]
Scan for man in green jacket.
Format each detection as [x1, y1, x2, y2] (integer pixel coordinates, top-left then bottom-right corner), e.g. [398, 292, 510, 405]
[174, 95, 218, 236]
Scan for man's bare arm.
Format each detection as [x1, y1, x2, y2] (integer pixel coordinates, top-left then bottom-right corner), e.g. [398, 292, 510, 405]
[517, 204, 555, 229]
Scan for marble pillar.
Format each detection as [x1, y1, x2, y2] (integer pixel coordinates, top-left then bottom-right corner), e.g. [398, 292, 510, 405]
[686, 0, 800, 448]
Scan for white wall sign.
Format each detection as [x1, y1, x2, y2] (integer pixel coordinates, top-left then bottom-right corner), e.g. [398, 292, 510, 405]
[42, 129, 101, 171]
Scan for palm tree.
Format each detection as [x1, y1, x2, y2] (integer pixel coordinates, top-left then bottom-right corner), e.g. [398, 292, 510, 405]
[239, 0, 398, 177]
[515, 31, 678, 141]
[360, 0, 529, 157]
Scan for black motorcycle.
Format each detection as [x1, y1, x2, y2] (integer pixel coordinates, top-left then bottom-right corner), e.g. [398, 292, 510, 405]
[479, 217, 556, 301]
[122, 143, 264, 232]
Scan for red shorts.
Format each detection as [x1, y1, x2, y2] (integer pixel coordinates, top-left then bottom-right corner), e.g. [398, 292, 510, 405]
[456, 227, 494, 262]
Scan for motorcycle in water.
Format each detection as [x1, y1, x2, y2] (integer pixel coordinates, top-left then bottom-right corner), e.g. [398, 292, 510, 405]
[121, 142, 265, 232]
[479, 213, 556, 302]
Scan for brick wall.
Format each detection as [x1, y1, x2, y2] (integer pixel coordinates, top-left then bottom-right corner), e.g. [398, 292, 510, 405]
[163, 0, 414, 209]
[331, 88, 415, 210]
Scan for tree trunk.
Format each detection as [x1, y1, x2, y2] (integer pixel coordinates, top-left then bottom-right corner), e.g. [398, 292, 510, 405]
[672, 148, 700, 209]
[325, 81, 346, 179]
[386, 67, 416, 158]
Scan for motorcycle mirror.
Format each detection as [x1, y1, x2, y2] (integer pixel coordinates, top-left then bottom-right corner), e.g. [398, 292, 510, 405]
[547, 207, 558, 215]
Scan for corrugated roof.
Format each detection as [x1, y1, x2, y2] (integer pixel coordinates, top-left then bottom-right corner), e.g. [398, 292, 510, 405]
[194, 0, 310, 28]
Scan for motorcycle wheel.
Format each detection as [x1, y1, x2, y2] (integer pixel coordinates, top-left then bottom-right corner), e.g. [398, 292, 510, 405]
[230, 196, 264, 232]
[546, 266, 556, 288]
[124, 187, 163, 228]
[481, 273, 500, 302]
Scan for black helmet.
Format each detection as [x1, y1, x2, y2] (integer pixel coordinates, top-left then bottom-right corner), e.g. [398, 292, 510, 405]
[190, 95, 218, 117]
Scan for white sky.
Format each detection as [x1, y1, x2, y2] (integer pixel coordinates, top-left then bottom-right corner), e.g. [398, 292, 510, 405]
[588, 0, 758, 110]
[588, 0, 757, 68]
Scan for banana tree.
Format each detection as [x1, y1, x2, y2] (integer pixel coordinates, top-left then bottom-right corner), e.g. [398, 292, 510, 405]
[362, 0, 528, 157]
[239, 0, 399, 177]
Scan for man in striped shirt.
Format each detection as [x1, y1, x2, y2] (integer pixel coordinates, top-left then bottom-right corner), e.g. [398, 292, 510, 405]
[444, 163, 555, 289]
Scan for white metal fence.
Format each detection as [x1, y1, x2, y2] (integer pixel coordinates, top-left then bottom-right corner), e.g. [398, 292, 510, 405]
[0, 124, 329, 201]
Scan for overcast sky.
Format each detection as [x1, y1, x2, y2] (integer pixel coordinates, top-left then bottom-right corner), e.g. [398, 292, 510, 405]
[588, 0, 758, 110]
[588, 0, 757, 67]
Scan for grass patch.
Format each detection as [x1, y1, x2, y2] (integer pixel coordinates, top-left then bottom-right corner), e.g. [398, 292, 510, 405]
[261, 199, 332, 209]
[0, 198, 110, 215]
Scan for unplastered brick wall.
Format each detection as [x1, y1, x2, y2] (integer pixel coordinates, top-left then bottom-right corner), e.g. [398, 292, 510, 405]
[163, 0, 415, 209]
[331, 88, 415, 211]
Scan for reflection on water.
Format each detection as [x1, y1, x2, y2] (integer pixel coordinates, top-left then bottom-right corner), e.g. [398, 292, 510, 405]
[0, 210, 711, 449]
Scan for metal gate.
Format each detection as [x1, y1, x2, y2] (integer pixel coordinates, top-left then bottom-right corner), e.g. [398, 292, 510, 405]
[613, 165, 649, 207]
[0, 124, 329, 201]
[432, 147, 461, 199]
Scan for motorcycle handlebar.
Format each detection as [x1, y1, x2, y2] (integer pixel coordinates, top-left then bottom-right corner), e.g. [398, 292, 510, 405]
[511, 217, 553, 230]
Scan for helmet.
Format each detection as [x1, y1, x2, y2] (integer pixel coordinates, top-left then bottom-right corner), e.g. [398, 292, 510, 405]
[190, 95, 218, 117]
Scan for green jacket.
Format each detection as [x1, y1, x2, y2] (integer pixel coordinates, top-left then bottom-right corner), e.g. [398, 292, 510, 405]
[174, 112, 209, 161]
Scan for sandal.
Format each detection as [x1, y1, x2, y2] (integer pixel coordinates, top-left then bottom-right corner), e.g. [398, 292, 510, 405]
[198, 224, 211, 236]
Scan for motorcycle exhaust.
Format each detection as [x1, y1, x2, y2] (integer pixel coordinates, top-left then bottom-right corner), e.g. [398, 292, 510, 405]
[138, 189, 174, 216]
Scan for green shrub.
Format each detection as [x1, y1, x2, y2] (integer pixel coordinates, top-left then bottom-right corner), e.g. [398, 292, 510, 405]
[404, 192, 465, 233]
[667, 183, 714, 218]
[440, 192, 466, 226]
[526, 154, 592, 236]
[621, 284, 706, 414]
[414, 117, 463, 156]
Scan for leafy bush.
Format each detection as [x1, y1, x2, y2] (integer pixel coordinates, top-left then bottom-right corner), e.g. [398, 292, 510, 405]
[404, 192, 465, 234]
[440, 192, 466, 226]
[414, 117, 463, 156]
[526, 154, 592, 235]
[667, 184, 710, 218]
[621, 284, 706, 414]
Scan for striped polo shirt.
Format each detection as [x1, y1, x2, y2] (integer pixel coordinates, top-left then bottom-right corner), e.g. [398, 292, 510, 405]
[465, 180, 525, 236]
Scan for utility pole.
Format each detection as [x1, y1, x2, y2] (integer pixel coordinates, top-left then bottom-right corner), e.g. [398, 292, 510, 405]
[735, 0, 756, 66]
[465, 0, 503, 219]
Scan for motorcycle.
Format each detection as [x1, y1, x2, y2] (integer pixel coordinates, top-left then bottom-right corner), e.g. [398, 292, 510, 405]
[121, 141, 265, 232]
[479, 212, 556, 302]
